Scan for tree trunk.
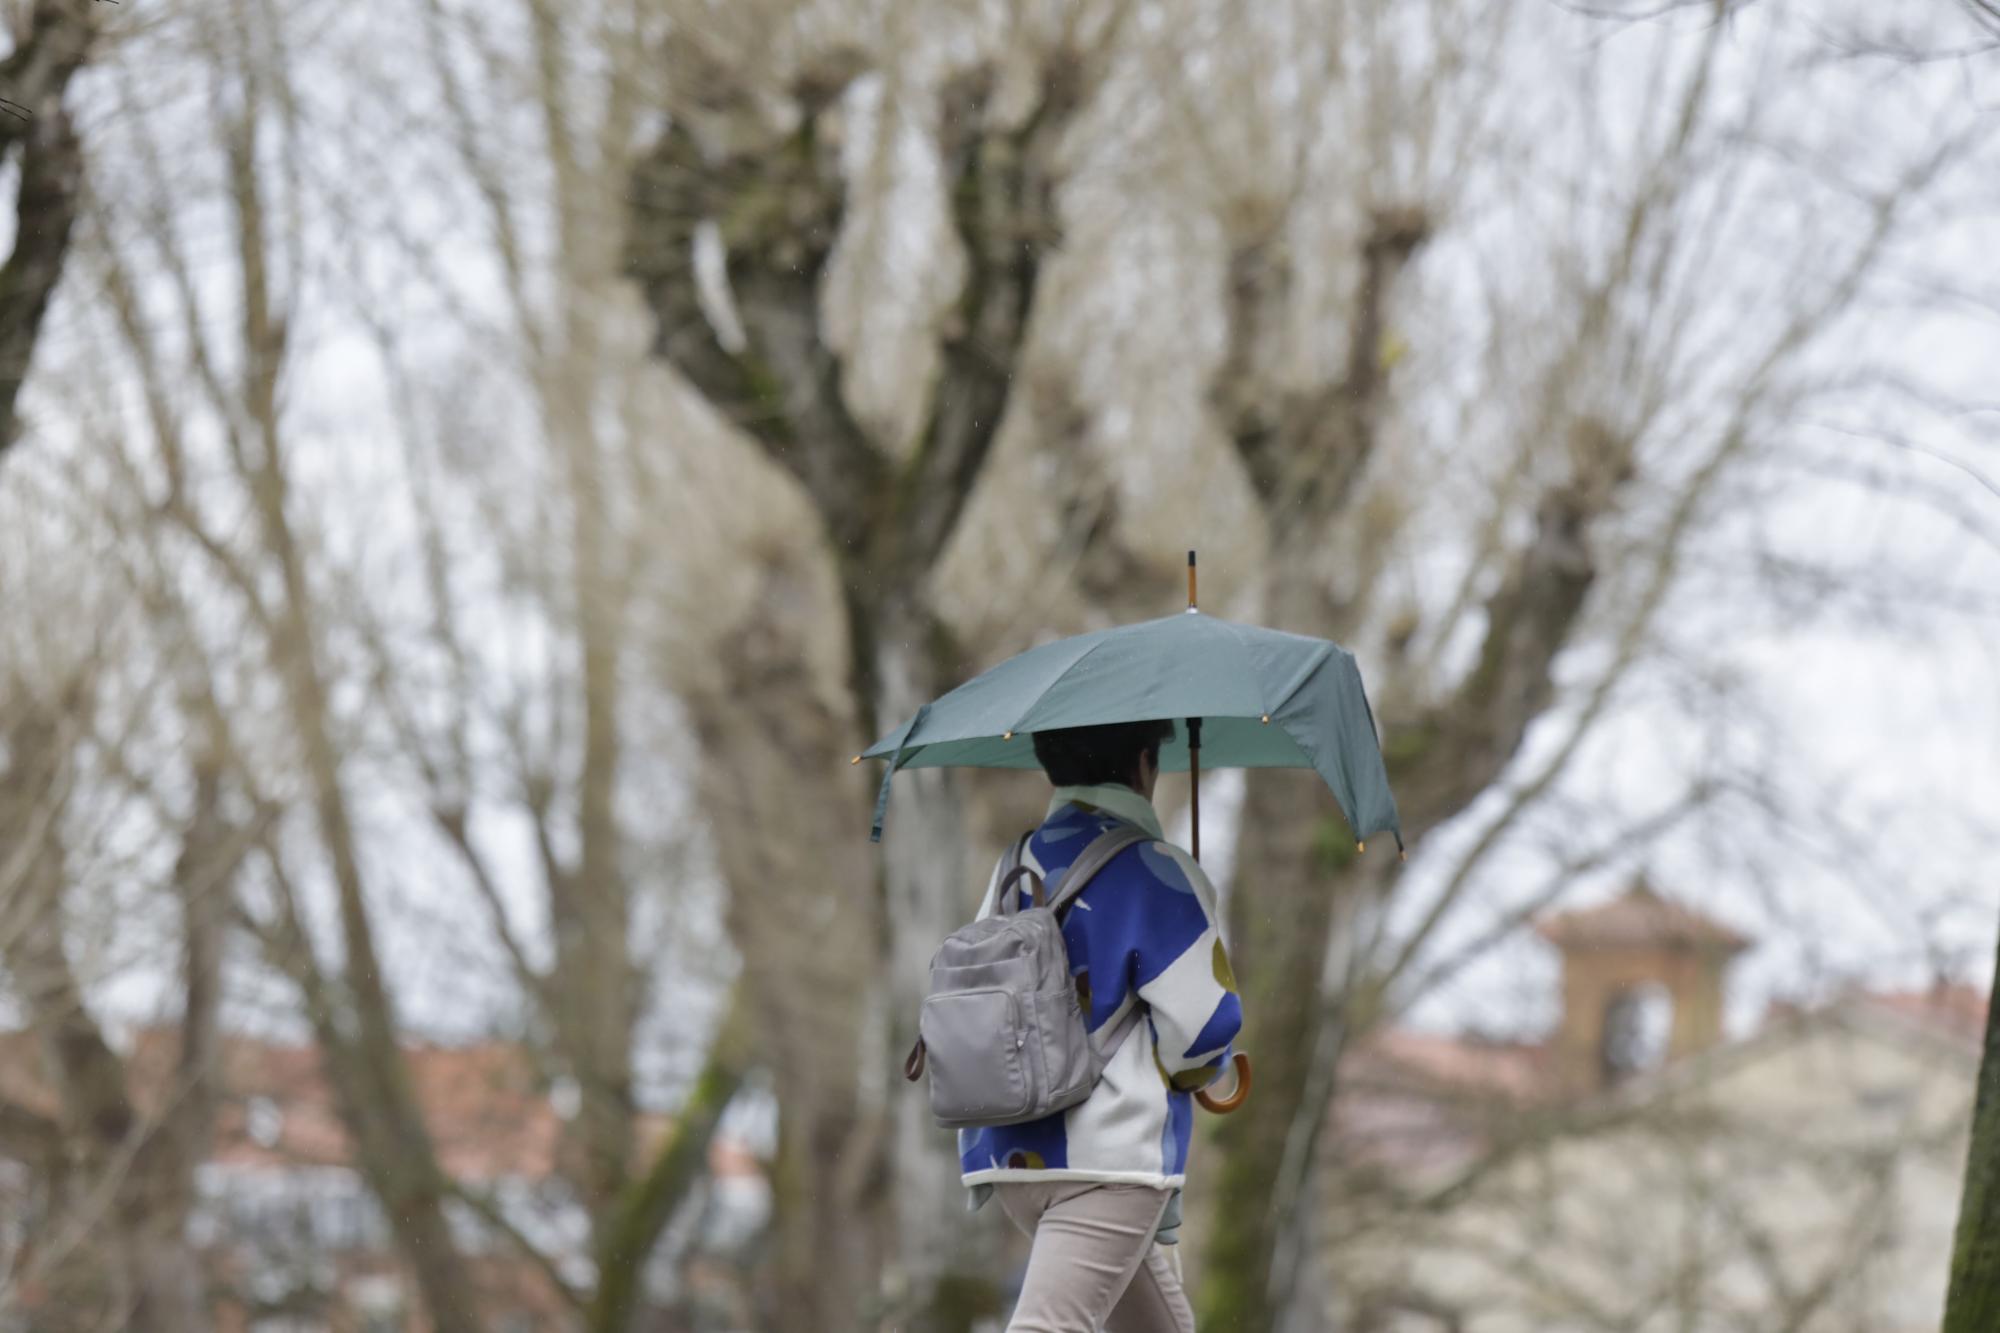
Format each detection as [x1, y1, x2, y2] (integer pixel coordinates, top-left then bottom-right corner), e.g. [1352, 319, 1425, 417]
[524, 0, 642, 1225]
[260, 430, 486, 1333]
[0, 100, 77, 452]
[0, 0, 96, 455]
[1199, 564, 1367, 1333]
[625, 43, 1101, 1324]
[1204, 777, 1356, 1331]
[687, 546, 885, 1330]
[1200, 185, 1666, 1324]
[546, 345, 641, 1221]
[868, 606, 1014, 1333]
[222, 81, 485, 1316]
[0, 710, 224, 1333]
[1943, 920, 2000, 1330]
[117, 755, 233, 1333]
[590, 989, 752, 1333]
[1198, 482, 1608, 1325]
[113, 1201, 212, 1333]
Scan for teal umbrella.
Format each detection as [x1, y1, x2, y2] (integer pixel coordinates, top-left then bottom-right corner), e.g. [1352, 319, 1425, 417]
[860, 553, 1402, 859]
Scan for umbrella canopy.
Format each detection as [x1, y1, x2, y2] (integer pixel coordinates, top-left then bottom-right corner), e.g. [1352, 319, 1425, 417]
[861, 609, 1402, 849]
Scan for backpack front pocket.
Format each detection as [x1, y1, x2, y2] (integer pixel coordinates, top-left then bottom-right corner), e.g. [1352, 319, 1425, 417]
[1027, 983, 1097, 1108]
[920, 987, 1030, 1127]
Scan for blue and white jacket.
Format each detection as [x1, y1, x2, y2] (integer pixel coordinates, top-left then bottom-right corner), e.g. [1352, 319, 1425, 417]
[958, 783, 1243, 1192]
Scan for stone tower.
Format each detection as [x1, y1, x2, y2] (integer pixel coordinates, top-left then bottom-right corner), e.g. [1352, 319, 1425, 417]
[1537, 881, 1752, 1093]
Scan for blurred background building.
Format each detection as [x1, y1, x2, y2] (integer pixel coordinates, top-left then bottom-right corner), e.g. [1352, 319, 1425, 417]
[0, 1033, 772, 1331]
[1323, 888, 1979, 1331]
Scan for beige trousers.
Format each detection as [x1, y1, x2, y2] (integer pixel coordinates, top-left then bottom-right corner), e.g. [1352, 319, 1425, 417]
[993, 1181, 1196, 1333]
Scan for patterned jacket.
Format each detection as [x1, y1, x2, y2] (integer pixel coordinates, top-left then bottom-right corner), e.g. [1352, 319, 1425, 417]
[958, 782, 1243, 1191]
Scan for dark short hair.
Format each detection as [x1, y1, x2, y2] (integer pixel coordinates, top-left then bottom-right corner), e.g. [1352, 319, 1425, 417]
[1031, 719, 1177, 789]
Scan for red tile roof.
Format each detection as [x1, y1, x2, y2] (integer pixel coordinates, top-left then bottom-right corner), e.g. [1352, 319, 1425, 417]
[1854, 982, 1989, 1045]
[1330, 1031, 1558, 1176]
[1347, 1029, 1554, 1103]
[3, 1028, 677, 1182]
[1331, 982, 1989, 1175]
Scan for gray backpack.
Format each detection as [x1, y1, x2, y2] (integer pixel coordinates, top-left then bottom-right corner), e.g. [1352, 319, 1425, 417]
[903, 825, 1151, 1130]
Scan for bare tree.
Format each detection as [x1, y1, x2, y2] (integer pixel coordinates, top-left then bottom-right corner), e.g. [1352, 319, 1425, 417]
[623, 5, 1139, 1322]
[1156, 1, 1994, 1320]
[331, 0, 775, 1323]
[70, 3, 491, 1321]
[0, 466, 245, 1333]
[70, 0, 763, 1326]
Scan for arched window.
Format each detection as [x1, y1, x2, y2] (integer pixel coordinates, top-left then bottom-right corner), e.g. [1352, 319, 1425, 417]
[1600, 983, 1672, 1083]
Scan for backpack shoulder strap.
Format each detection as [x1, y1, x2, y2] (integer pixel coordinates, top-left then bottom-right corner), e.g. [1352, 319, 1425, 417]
[992, 831, 1037, 917]
[1091, 996, 1150, 1064]
[1001, 831, 1030, 880]
[1048, 824, 1154, 1064]
[1045, 824, 1151, 916]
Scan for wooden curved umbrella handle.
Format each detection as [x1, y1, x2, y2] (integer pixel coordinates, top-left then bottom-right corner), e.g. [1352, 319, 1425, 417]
[1196, 1052, 1252, 1114]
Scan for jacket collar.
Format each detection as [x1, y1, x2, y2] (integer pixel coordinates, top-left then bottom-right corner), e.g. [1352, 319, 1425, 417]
[1048, 783, 1165, 842]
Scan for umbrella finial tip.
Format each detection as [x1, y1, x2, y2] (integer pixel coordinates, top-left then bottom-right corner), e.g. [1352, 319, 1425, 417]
[1357, 841, 1366, 853]
[850, 755, 861, 764]
[1003, 730, 1013, 740]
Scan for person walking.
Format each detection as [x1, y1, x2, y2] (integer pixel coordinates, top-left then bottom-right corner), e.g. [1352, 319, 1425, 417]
[961, 719, 1244, 1333]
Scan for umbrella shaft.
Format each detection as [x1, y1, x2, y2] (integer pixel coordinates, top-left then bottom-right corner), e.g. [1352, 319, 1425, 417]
[1187, 716, 1202, 862]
